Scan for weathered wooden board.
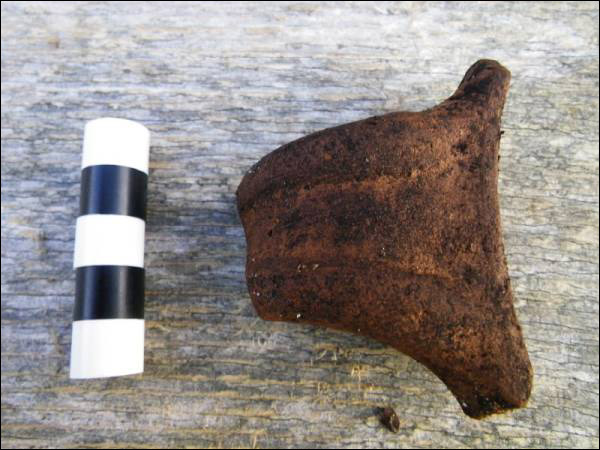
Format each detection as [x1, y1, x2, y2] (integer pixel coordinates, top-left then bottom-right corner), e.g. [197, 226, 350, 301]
[1, 1, 598, 448]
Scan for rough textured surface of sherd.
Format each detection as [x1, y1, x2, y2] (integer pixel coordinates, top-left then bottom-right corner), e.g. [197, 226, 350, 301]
[237, 60, 533, 419]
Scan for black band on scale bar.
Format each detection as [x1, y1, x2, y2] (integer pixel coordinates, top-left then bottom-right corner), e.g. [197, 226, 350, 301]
[74, 265, 145, 321]
[80, 165, 148, 220]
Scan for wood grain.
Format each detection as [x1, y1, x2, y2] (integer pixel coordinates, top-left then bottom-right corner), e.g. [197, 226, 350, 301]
[1, 1, 598, 448]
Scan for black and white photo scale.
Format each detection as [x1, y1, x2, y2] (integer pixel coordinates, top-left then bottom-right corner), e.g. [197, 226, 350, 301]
[70, 118, 149, 379]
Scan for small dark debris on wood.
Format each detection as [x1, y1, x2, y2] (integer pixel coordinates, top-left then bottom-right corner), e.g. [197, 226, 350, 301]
[378, 406, 400, 433]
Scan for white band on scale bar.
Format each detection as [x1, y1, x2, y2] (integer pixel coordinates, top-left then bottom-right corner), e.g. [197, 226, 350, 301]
[82, 117, 150, 174]
[70, 319, 145, 379]
[70, 118, 149, 379]
[74, 215, 145, 269]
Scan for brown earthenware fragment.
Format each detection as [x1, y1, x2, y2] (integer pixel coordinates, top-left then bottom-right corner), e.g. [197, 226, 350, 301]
[236, 60, 533, 418]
